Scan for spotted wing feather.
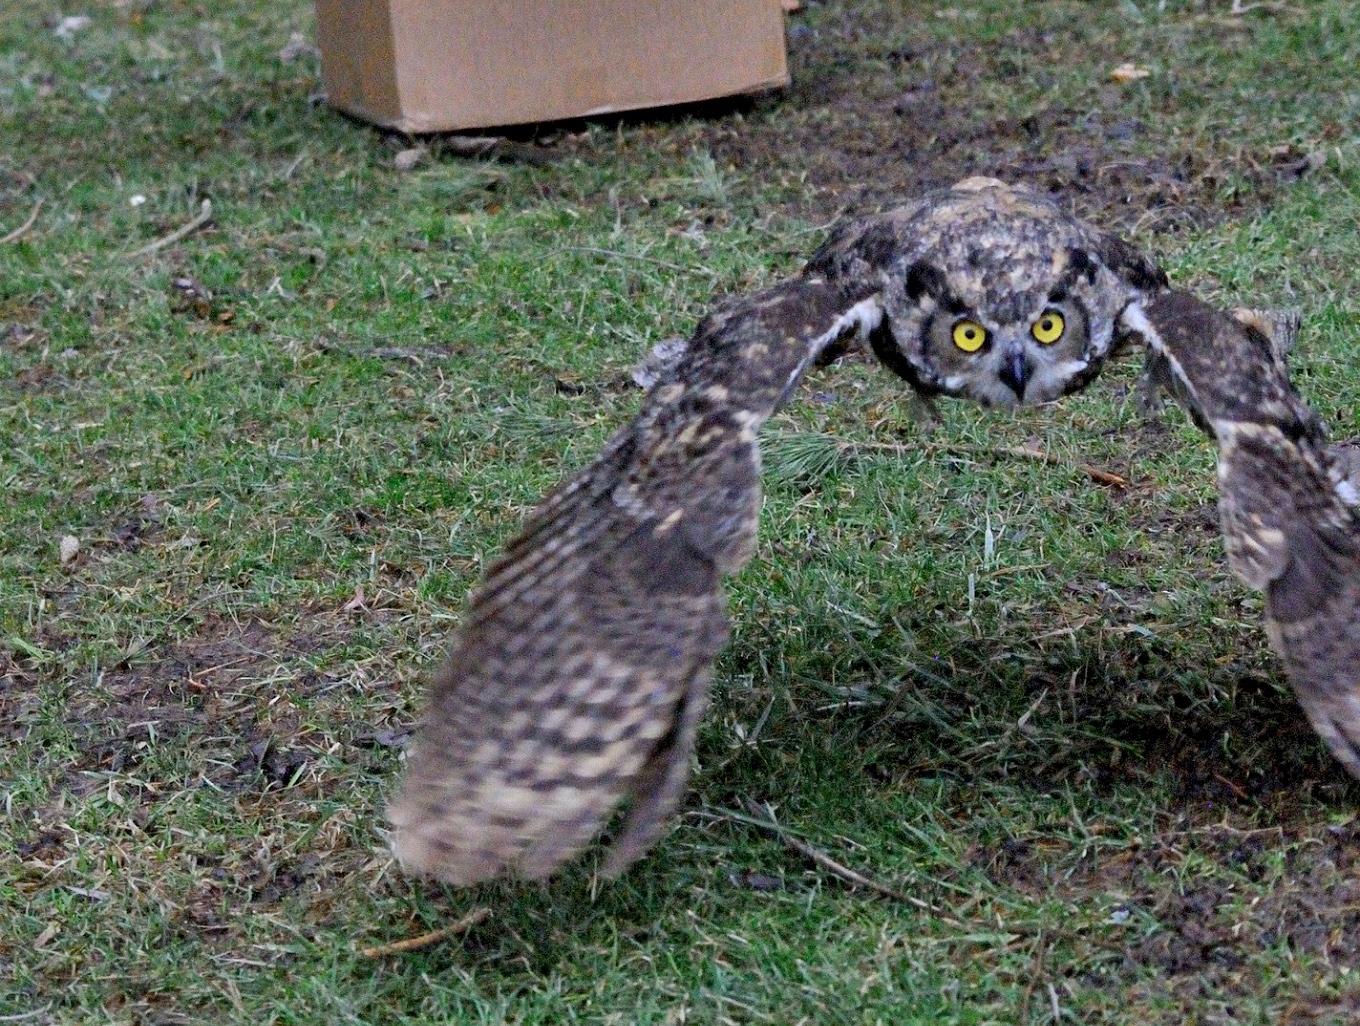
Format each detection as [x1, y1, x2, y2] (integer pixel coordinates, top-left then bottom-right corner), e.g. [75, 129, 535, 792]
[1124, 291, 1360, 777]
[389, 276, 882, 886]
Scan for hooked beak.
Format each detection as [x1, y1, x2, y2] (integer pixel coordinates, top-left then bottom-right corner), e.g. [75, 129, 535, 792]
[998, 346, 1031, 402]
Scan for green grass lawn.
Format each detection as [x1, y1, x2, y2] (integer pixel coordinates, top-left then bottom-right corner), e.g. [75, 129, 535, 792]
[4, 1, 1360, 1022]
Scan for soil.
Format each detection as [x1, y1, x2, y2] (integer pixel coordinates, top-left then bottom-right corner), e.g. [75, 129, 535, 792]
[8, 4, 1352, 1015]
[600, 5, 1324, 233]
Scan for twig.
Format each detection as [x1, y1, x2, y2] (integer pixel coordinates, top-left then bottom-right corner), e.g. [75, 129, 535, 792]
[994, 445, 1129, 487]
[565, 245, 711, 275]
[314, 337, 453, 364]
[709, 800, 953, 919]
[129, 199, 214, 258]
[854, 439, 1129, 488]
[0, 1008, 52, 1023]
[0, 198, 42, 244]
[358, 907, 490, 957]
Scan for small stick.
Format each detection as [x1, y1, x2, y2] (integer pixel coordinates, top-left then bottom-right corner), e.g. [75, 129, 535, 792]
[0, 1008, 52, 1023]
[358, 907, 490, 957]
[713, 800, 951, 918]
[996, 444, 1129, 488]
[565, 246, 709, 275]
[854, 439, 1130, 488]
[0, 198, 42, 244]
[129, 199, 214, 258]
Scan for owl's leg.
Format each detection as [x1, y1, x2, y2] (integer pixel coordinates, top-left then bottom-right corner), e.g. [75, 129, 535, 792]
[1328, 441, 1360, 508]
[1133, 350, 1173, 426]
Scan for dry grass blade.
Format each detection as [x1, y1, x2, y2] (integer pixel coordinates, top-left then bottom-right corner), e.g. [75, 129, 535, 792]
[0, 1008, 53, 1023]
[706, 799, 956, 920]
[129, 199, 214, 258]
[0, 198, 42, 244]
[358, 907, 491, 957]
[766, 433, 1131, 488]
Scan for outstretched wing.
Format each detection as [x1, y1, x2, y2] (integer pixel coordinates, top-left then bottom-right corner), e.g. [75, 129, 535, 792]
[1121, 291, 1360, 777]
[389, 275, 883, 886]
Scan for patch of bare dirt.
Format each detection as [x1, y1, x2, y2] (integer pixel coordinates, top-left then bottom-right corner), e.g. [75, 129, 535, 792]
[12, 613, 369, 802]
[681, 9, 1320, 231]
[970, 820, 1360, 1021]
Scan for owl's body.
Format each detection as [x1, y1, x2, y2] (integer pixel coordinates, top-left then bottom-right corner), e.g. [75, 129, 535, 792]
[806, 177, 1164, 406]
[390, 179, 1360, 888]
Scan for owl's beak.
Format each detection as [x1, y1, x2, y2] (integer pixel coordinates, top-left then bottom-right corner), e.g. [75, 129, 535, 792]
[999, 346, 1031, 401]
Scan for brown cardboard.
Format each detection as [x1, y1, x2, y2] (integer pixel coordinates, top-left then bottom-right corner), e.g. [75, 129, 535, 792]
[315, 1, 789, 134]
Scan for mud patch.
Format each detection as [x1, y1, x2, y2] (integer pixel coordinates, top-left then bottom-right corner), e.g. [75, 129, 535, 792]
[968, 819, 1360, 1021]
[27, 614, 362, 789]
[674, 7, 1317, 231]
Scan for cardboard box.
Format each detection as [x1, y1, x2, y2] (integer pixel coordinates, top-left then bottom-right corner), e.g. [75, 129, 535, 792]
[315, 1, 790, 134]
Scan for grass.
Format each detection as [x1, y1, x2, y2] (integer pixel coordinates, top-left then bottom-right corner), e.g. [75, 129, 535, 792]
[3, 0, 1360, 1022]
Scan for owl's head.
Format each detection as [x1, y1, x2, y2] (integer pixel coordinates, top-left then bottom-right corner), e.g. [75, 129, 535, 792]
[819, 179, 1167, 407]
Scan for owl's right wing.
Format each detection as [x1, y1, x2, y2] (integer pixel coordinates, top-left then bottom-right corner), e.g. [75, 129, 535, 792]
[1121, 291, 1360, 778]
[388, 274, 884, 886]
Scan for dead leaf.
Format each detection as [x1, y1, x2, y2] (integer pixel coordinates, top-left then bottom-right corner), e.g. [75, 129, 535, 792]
[278, 31, 318, 63]
[356, 728, 414, 749]
[343, 585, 367, 612]
[1109, 62, 1151, 83]
[171, 275, 216, 319]
[54, 14, 92, 39]
[439, 136, 503, 158]
[1267, 144, 1327, 179]
[59, 535, 80, 565]
[393, 148, 426, 172]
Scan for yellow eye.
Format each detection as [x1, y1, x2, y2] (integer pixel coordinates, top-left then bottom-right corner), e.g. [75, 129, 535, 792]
[1032, 310, 1066, 345]
[951, 319, 988, 353]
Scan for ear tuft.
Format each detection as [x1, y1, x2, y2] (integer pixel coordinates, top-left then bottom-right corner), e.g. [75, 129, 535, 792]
[1096, 234, 1168, 293]
[905, 261, 948, 303]
[1066, 247, 1098, 284]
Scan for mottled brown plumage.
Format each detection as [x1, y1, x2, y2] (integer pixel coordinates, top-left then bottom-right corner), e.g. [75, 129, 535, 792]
[805, 176, 1165, 406]
[393, 177, 1172, 886]
[389, 277, 883, 884]
[1122, 292, 1360, 777]
[390, 179, 1359, 890]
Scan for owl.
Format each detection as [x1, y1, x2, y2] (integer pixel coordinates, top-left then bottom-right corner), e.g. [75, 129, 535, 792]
[803, 177, 1165, 406]
[388, 178, 1358, 888]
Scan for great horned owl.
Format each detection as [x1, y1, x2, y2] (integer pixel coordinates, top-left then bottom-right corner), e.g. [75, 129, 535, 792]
[804, 177, 1165, 406]
[388, 179, 1357, 888]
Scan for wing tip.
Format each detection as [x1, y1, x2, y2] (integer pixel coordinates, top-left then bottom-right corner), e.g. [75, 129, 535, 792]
[1296, 694, 1360, 782]
[386, 795, 501, 888]
[385, 770, 634, 888]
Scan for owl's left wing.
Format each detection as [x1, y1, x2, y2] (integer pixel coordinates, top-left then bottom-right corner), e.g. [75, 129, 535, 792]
[388, 275, 884, 886]
[1120, 292, 1360, 777]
